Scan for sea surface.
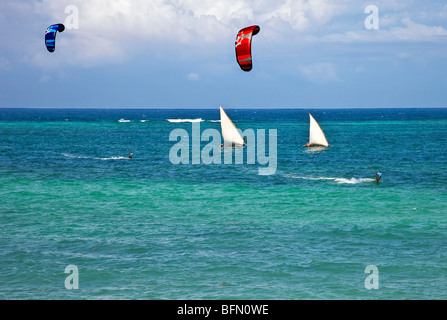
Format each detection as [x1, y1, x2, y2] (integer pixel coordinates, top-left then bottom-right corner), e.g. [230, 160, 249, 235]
[0, 108, 446, 300]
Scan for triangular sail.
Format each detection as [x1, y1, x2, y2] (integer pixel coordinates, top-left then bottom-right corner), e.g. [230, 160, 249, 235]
[220, 106, 245, 145]
[308, 113, 329, 147]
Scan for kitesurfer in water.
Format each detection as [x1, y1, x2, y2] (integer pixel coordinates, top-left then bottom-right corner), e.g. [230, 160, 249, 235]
[375, 170, 382, 182]
[128, 152, 133, 159]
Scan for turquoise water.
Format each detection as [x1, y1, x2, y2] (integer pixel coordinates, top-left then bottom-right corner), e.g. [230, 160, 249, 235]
[0, 108, 446, 299]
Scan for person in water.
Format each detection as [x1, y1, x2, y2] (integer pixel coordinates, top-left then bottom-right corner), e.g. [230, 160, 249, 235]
[128, 152, 133, 159]
[303, 142, 322, 147]
[375, 170, 382, 182]
[223, 137, 247, 148]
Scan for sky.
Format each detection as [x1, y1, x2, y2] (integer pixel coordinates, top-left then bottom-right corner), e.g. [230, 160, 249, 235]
[0, 0, 446, 109]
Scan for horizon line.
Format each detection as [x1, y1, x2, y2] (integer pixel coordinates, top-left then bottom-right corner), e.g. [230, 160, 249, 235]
[1, 106, 447, 110]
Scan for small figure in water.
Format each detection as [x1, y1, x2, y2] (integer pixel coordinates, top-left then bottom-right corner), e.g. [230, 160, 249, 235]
[222, 137, 246, 148]
[128, 152, 133, 159]
[302, 142, 325, 147]
[375, 170, 382, 182]
[233, 137, 246, 147]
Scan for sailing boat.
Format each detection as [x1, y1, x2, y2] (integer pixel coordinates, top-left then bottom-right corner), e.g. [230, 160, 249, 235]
[303, 113, 329, 147]
[220, 106, 245, 147]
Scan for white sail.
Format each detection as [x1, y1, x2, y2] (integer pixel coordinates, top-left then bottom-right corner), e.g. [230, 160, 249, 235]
[220, 106, 245, 145]
[308, 113, 329, 147]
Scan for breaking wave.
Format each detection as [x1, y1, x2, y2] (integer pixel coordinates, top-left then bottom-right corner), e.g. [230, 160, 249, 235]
[62, 153, 130, 161]
[167, 118, 204, 123]
[285, 174, 375, 184]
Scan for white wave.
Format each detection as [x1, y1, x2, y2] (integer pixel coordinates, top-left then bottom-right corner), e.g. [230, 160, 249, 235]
[118, 119, 131, 122]
[62, 153, 90, 159]
[284, 174, 336, 181]
[99, 156, 129, 160]
[284, 174, 375, 184]
[209, 120, 221, 123]
[304, 148, 326, 153]
[139, 120, 149, 122]
[334, 178, 375, 184]
[167, 118, 204, 123]
[62, 153, 130, 160]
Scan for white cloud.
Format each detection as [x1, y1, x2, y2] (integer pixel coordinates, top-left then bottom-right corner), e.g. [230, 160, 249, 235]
[391, 18, 447, 41]
[180, 0, 254, 23]
[27, 0, 352, 67]
[187, 72, 200, 80]
[26, 0, 255, 66]
[2, 0, 447, 68]
[299, 62, 338, 83]
[320, 17, 447, 43]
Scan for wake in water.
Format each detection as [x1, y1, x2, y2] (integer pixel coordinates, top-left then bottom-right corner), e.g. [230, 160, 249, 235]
[284, 174, 375, 184]
[303, 148, 326, 154]
[333, 177, 375, 184]
[62, 153, 130, 161]
[98, 156, 129, 160]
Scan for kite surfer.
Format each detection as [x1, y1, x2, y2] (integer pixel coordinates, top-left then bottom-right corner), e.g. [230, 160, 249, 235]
[375, 170, 382, 182]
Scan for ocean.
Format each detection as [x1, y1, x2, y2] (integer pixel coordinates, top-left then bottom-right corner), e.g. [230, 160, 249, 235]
[0, 108, 446, 300]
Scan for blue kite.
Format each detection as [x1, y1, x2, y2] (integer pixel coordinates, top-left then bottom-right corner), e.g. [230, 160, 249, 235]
[45, 23, 65, 52]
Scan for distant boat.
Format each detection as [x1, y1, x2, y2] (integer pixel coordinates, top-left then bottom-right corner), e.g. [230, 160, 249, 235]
[220, 106, 245, 147]
[303, 113, 329, 147]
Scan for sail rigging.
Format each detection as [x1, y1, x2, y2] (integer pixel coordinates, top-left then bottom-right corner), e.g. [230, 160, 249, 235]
[307, 113, 329, 147]
[220, 106, 245, 146]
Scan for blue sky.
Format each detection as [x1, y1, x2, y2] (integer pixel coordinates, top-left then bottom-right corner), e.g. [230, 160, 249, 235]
[0, 0, 446, 108]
